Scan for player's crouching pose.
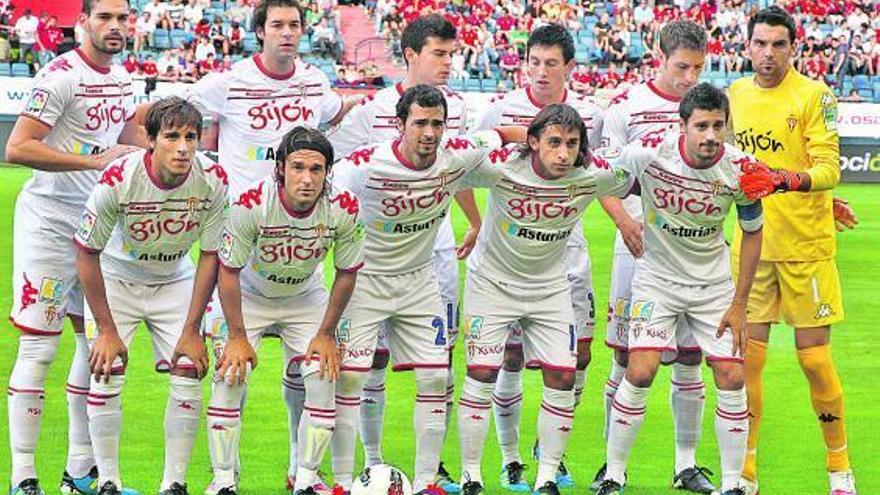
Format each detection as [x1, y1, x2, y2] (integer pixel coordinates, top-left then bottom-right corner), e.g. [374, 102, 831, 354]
[594, 84, 763, 495]
[74, 97, 228, 495]
[208, 127, 365, 495]
[331, 85, 522, 494]
[457, 103, 632, 495]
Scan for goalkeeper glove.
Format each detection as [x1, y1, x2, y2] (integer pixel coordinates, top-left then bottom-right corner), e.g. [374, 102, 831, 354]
[738, 160, 804, 201]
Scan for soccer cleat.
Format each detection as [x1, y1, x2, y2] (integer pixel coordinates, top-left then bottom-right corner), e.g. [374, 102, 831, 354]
[415, 484, 447, 495]
[589, 464, 607, 493]
[9, 479, 45, 495]
[215, 488, 237, 495]
[673, 466, 716, 494]
[739, 478, 758, 495]
[555, 460, 573, 488]
[533, 481, 560, 495]
[499, 462, 529, 492]
[436, 463, 461, 494]
[96, 482, 122, 495]
[593, 480, 624, 495]
[460, 481, 483, 495]
[159, 483, 189, 495]
[710, 489, 745, 495]
[829, 470, 857, 495]
[61, 467, 99, 494]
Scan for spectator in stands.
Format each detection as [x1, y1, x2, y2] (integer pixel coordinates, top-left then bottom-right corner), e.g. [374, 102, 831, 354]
[36, 14, 62, 67]
[198, 51, 218, 76]
[135, 11, 155, 53]
[157, 49, 179, 74]
[162, 0, 186, 29]
[633, 0, 654, 32]
[498, 47, 519, 80]
[312, 17, 339, 60]
[123, 52, 139, 73]
[183, 0, 203, 30]
[0, 4, 14, 27]
[335, 67, 350, 86]
[195, 35, 216, 61]
[841, 88, 865, 102]
[306, 1, 323, 34]
[707, 33, 723, 70]
[157, 63, 181, 82]
[225, 0, 251, 30]
[509, 18, 529, 53]
[593, 13, 612, 52]
[126, 9, 138, 45]
[450, 47, 467, 81]
[605, 29, 627, 64]
[143, 54, 158, 77]
[209, 16, 228, 54]
[570, 63, 593, 94]
[0, 32, 10, 63]
[143, 0, 166, 25]
[194, 17, 210, 38]
[496, 8, 516, 32]
[14, 9, 39, 69]
[846, 34, 872, 75]
[227, 20, 244, 55]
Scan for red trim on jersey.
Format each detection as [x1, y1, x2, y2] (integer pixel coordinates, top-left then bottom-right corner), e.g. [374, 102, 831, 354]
[392, 362, 449, 372]
[253, 54, 295, 80]
[646, 80, 681, 102]
[19, 113, 53, 129]
[144, 152, 191, 190]
[604, 340, 628, 350]
[577, 336, 594, 343]
[678, 135, 724, 169]
[530, 153, 556, 181]
[392, 138, 419, 170]
[73, 237, 102, 254]
[219, 261, 243, 273]
[525, 359, 576, 373]
[74, 48, 111, 75]
[525, 84, 567, 108]
[337, 261, 364, 274]
[629, 346, 677, 353]
[277, 182, 318, 218]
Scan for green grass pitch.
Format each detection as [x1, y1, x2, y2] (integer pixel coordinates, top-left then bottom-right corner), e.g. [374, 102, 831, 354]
[0, 165, 877, 494]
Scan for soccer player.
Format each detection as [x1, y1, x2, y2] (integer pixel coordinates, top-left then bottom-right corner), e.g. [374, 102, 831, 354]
[471, 24, 604, 490]
[206, 126, 365, 495]
[74, 97, 227, 495]
[729, 7, 857, 495]
[457, 103, 632, 495]
[593, 19, 716, 493]
[5, 0, 144, 493]
[327, 16, 479, 491]
[330, 85, 521, 494]
[594, 83, 762, 495]
[134, 0, 358, 487]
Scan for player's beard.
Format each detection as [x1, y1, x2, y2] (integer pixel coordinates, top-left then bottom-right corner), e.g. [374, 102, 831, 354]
[89, 29, 126, 56]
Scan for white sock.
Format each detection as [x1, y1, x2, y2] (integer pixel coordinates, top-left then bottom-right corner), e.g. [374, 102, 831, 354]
[459, 376, 495, 485]
[207, 381, 244, 488]
[282, 369, 305, 479]
[294, 373, 336, 491]
[534, 387, 575, 489]
[606, 378, 649, 484]
[66, 332, 94, 478]
[603, 359, 626, 440]
[671, 363, 705, 474]
[493, 368, 523, 467]
[8, 335, 57, 486]
[413, 368, 449, 492]
[715, 388, 749, 491]
[88, 374, 125, 488]
[162, 375, 202, 489]
[332, 371, 368, 490]
[359, 366, 387, 467]
[574, 368, 588, 407]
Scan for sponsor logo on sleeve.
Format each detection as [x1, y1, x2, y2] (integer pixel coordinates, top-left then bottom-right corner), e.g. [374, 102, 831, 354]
[77, 211, 97, 241]
[821, 93, 838, 132]
[24, 89, 50, 118]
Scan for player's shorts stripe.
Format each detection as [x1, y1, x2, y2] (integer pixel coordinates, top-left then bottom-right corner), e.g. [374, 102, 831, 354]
[9, 317, 63, 336]
[628, 346, 677, 354]
[525, 360, 576, 373]
[88, 392, 120, 399]
[340, 365, 372, 372]
[72, 237, 102, 254]
[392, 363, 449, 372]
[466, 364, 502, 371]
[604, 341, 628, 350]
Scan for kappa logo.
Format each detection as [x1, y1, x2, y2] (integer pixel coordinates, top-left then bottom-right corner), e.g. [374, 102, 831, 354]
[818, 412, 840, 423]
[814, 302, 834, 320]
[786, 115, 798, 132]
[19, 273, 39, 312]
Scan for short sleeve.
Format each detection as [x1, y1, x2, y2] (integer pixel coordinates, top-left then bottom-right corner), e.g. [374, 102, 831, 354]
[459, 144, 513, 189]
[472, 95, 504, 131]
[200, 163, 230, 253]
[593, 143, 653, 178]
[587, 107, 605, 150]
[218, 199, 258, 270]
[593, 163, 633, 199]
[330, 152, 369, 198]
[74, 175, 120, 252]
[601, 98, 629, 148]
[317, 75, 344, 125]
[21, 69, 73, 128]
[447, 130, 504, 176]
[327, 98, 373, 158]
[187, 71, 228, 119]
[329, 190, 365, 272]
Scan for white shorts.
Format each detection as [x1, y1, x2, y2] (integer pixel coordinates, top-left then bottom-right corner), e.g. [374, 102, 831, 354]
[84, 277, 195, 373]
[506, 245, 594, 348]
[376, 248, 459, 354]
[628, 271, 740, 363]
[341, 266, 450, 372]
[464, 271, 577, 373]
[209, 287, 330, 378]
[11, 193, 84, 335]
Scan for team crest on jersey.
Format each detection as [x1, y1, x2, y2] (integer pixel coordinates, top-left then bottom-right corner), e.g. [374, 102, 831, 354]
[786, 115, 798, 132]
[709, 180, 725, 197]
[77, 211, 97, 241]
[25, 89, 50, 118]
[315, 223, 327, 239]
[565, 183, 578, 200]
[186, 197, 200, 216]
[299, 82, 308, 98]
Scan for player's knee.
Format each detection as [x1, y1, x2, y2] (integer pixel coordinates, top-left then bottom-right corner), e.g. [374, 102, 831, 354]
[68, 314, 86, 334]
[171, 366, 201, 380]
[466, 367, 498, 384]
[209, 380, 246, 409]
[371, 351, 390, 369]
[711, 362, 744, 390]
[12, 335, 60, 386]
[414, 367, 449, 394]
[675, 350, 702, 366]
[337, 370, 368, 397]
[614, 349, 629, 368]
[576, 343, 592, 370]
[542, 369, 575, 391]
[169, 374, 202, 407]
[625, 363, 658, 388]
[502, 347, 524, 371]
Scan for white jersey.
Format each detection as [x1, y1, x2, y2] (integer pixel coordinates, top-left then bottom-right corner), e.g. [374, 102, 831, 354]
[219, 178, 365, 298]
[327, 83, 468, 252]
[19, 48, 135, 206]
[187, 55, 343, 196]
[602, 133, 763, 285]
[73, 149, 229, 284]
[472, 85, 605, 248]
[602, 80, 682, 253]
[332, 131, 502, 276]
[466, 144, 631, 290]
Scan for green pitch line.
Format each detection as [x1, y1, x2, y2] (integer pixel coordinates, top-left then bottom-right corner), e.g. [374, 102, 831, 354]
[0, 165, 876, 494]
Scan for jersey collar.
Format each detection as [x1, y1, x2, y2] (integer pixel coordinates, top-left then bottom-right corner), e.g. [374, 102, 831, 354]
[254, 53, 296, 80]
[526, 84, 567, 108]
[74, 48, 111, 75]
[647, 80, 681, 102]
[678, 134, 724, 169]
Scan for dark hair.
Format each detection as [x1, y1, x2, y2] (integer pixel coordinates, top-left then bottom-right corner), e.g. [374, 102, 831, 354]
[274, 126, 334, 192]
[658, 19, 707, 57]
[145, 96, 203, 141]
[679, 83, 730, 122]
[82, 0, 129, 16]
[748, 5, 796, 44]
[396, 84, 447, 123]
[526, 23, 575, 64]
[518, 103, 589, 168]
[400, 14, 456, 64]
[253, 0, 305, 47]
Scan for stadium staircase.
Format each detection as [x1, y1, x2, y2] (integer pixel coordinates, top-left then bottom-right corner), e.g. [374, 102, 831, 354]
[337, 5, 404, 80]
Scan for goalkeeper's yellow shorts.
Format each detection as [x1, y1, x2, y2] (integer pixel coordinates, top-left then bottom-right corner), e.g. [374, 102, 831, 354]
[732, 257, 844, 328]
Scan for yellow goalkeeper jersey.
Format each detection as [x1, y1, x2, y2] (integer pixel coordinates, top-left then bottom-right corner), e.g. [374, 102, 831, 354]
[729, 68, 840, 262]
